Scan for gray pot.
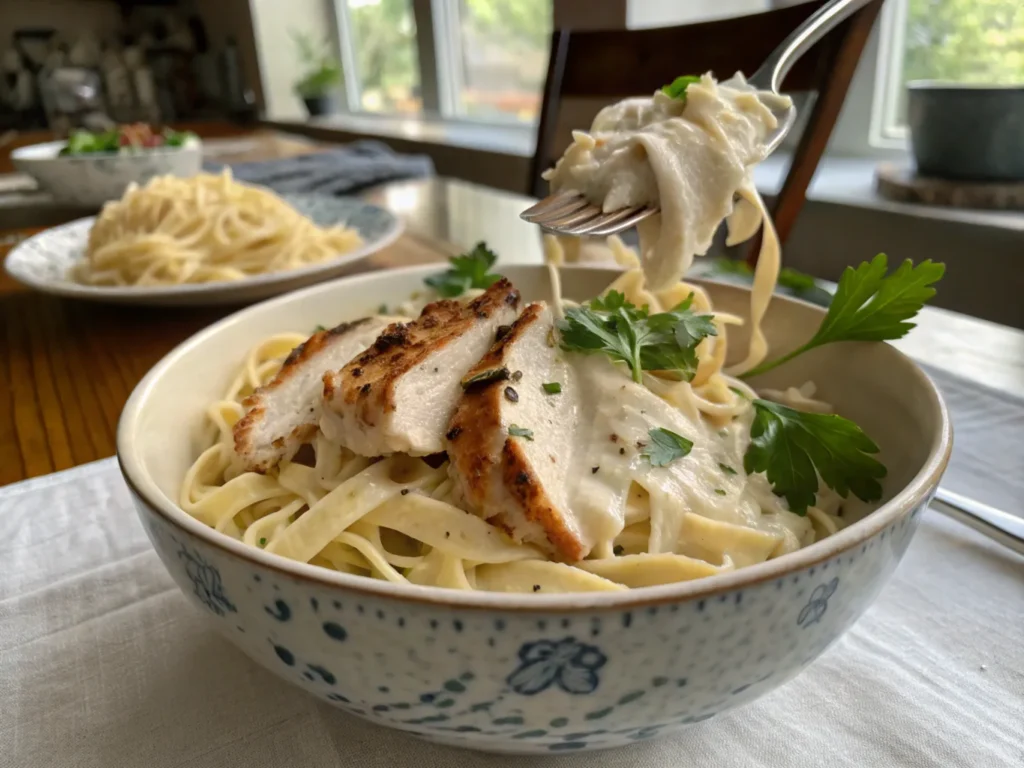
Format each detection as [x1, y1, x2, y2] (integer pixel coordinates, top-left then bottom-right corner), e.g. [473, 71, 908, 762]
[302, 94, 338, 117]
[908, 81, 1024, 182]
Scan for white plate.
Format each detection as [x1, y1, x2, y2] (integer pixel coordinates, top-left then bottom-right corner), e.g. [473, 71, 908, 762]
[3, 195, 403, 306]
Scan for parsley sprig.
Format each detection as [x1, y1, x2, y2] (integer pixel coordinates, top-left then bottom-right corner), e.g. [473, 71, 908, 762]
[662, 75, 701, 104]
[424, 242, 502, 298]
[558, 291, 717, 383]
[642, 428, 693, 467]
[742, 254, 945, 378]
[744, 400, 886, 515]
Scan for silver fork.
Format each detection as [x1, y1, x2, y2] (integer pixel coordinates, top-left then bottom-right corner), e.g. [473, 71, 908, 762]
[931, 488, 1024, 557]
[520, 0, 874, 236]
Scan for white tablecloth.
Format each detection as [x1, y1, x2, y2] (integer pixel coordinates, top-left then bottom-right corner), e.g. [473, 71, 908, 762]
[2, 367, 1022, 768]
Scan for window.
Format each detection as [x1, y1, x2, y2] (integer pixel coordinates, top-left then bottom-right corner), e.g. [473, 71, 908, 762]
[874, 0, 1024, 141]
[449, 0, 553, 122]
[332, 0, 552, 122]
[342, 0, 422, 114]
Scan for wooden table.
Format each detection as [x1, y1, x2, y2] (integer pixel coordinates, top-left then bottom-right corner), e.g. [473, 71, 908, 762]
[2, 165, 1023, 485]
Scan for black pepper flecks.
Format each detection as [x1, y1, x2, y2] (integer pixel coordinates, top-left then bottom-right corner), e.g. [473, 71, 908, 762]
[512, 370, 523, 382]
[515, 472, 529, 484]
[446, 426, 463, 441]
[360, 383, 372, 395]
[532, 585, 541, 592]
[495, 324, 512, 341]
[504, 386, 519, 403]
[591, 466, 600, 474]
[619, 447, 626, 455]
[400, 489, 410, 496]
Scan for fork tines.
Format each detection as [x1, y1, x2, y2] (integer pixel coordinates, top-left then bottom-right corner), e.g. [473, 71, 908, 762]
[520, 191, 657, 236]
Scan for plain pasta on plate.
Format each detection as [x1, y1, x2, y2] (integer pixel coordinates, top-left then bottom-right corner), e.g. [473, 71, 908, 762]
[75, 170, 362, 287]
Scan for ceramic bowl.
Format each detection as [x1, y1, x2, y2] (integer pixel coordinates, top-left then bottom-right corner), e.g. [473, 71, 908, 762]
[117, 265, 951, 755]
[11, 137, 202, 207]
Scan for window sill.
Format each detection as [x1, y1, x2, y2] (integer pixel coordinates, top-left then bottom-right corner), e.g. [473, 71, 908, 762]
[755, 153, 1024, 234]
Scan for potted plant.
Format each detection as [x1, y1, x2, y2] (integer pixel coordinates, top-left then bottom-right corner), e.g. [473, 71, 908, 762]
[292, 31, 342, 117]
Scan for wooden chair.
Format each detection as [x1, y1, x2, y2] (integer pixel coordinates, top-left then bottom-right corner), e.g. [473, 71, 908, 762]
[529, 0, 884, 262]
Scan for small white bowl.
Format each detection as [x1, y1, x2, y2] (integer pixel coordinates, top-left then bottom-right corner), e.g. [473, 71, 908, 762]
[117, 265, 951, 754]
[12, 137, 202, 207]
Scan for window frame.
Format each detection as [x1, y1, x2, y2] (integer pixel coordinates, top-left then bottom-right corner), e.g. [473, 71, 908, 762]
[331, 0, 549, 127]
[868, 0, 910, 148]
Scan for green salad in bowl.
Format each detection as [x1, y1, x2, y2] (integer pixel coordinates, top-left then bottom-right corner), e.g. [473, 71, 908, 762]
[13, 123, 202, 206]
[59, 124, 197, 156]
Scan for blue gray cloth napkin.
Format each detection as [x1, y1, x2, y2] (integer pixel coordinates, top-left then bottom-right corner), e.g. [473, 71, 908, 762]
[204, 140, 434, 196]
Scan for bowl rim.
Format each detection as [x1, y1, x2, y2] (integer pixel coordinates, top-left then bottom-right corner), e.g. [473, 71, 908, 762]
[2, 200, 404, 300]
[117, 263, 953, 612]
[10, 136, 203, 161]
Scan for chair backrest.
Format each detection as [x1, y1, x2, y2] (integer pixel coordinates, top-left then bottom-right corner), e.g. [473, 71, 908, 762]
[529, 0, 883, 255]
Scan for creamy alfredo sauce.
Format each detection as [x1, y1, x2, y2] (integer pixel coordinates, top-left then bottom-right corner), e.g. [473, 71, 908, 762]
[544, 73, 792, 374]
[552, 355, 812, 564]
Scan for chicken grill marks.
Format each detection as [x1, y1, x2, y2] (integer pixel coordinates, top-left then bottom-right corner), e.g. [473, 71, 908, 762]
[233, 317, 393, 473]
[321, 279, 521, 456]
[447, 303, 586, 561]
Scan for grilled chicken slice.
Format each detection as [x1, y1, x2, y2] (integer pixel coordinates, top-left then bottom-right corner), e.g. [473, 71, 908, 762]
[321, 278, 521, 457]
[233, 317, 395, 473]
[447, 302, 592, 561]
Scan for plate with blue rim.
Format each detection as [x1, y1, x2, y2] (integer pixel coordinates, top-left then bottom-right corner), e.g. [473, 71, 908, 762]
[3, 194, 403, 307]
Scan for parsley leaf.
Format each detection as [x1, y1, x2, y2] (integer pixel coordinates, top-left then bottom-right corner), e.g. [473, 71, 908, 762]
[641, 428, 693, 467]
[742, 254, 944, 378]
[558, 291, 717, 383]
[662, 75, 701, 104]
[542, 382, 562, 394]
[508, 424, 534, 440]
[462, 366, 510, 389]
[674, 310, 718, 350]
[424, 242, 501, 297]
[743, 399, 886, 515]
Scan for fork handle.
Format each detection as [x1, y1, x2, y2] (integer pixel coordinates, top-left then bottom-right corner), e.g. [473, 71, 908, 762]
[931, 487, 1024, 557]
[747, 0, 877, 93]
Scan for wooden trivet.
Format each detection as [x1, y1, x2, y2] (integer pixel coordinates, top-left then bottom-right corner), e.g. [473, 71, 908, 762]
[876, 163, 1024, 210]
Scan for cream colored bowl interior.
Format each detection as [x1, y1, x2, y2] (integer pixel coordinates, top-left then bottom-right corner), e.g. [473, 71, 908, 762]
[118, 264, 950, 606]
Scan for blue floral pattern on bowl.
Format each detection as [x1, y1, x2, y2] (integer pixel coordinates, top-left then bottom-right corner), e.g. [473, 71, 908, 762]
[131, 488, 929, 755]
[797, 577, 839, 628]
[507, 638, 607, 695]
[177, 542, 236, 617]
